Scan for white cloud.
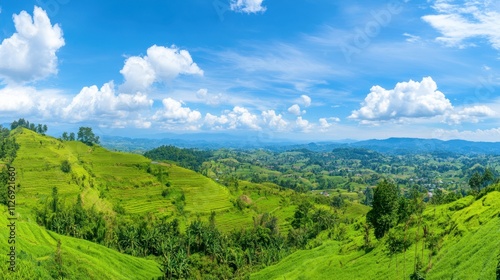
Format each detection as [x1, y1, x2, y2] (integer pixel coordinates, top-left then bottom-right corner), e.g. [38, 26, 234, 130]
[295, 116, 311, 132]
[63, 82, 153, 123]
[152, 97, 201, 124]
[350, 77, 453, 122]
[0, 85, 65, 118]
[262, 110, 288, 131]
[403, 33, 422, 43]
[196, 88, 223, 105]
[230, 0, 266, 14]
[0, 6, 65, 83]
[204, 113, 229, 130]
[422, 0, 500, 49]
[445, 105, 496, 124]
[288, 104, 302, 116]
[299, 94, 312, 107]
[319, 117, 340, 131]
[120, 45, 203, 92]
[204, 106, 260, 130]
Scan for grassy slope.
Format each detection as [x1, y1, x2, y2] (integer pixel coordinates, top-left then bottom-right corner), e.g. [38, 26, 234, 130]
[0, 206, 162, 279]
[252, 191, 500, 280]
[11, 129, 233, 218]
[4, 129, 307, 278]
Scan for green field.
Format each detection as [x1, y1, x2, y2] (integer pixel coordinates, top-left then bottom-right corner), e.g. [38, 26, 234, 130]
[252, 191, 500, 280]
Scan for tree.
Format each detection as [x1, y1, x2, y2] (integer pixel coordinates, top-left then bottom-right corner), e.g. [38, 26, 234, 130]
[77, 127, 100, 146]
[62, 132, 69, 141]
[366, 179, 399, 239]
[69, 132, 76, 141]
[0, 167, 8, 205]
[482, 168, 494, 189]
[469, 172, 482, 193]
[331, 195, 344, 209]
[61, 160, 71, 173]
[42, 124, 48, 134]
[364, 187, 374, 206]
[291, 201, 313, 229]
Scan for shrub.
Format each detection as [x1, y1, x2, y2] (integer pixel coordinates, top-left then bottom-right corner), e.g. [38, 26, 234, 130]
[60, 160, 71, 173]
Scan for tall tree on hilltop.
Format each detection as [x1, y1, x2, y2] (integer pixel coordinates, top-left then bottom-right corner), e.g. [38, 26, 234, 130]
[366, 179, 399, 239]
[77, 127, 100, 146]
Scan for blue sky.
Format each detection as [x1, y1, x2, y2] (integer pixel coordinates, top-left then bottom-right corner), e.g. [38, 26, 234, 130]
[0, 0, 499, 141]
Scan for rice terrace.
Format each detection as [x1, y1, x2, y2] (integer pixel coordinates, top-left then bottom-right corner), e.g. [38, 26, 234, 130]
[1, 0, 500, 279]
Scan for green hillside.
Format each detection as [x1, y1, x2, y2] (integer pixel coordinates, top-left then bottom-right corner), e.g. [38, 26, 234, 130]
[11, 128, 234, 220]
[252, 191, 500, 280]
[1, 128, 310, 278]
[0, 205, 162, 279]
[2, 126, 500, 279]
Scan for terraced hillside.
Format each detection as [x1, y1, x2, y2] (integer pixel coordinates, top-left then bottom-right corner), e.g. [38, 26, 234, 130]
[252, 191, 500, 279]
[0, 206, 162, 279]
[11, 128, 233, 220]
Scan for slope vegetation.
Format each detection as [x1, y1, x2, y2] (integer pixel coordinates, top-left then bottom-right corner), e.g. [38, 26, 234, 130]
[252, 191, 500, 279]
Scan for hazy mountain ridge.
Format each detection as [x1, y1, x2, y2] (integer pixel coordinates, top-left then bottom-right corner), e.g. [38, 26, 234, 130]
[100, 135, 500, 155]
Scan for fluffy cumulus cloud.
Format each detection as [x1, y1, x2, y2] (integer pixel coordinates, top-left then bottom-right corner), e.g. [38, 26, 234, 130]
[299, 95, 312, 107]
[319, 117, 340, 131]
[295, 116, 311, 131]
[152, 98, 201, 124]
[350, 77, 453, 122]
[63, 82, 153, 123]
[0, 86, 64, 117]
[262, 110, 288, 131]
[350, 76, 496, 125]
[288, 104, 303, 116]
[0, 6, 65, 83]
[230, 0, 266, 13]
[423, 0, 500, 49]
[120, 45, 203, 92]
[204, 106, 260, 130]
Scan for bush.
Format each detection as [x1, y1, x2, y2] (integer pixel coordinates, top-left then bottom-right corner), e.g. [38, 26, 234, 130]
[161, 189, 170, 198]
[60, 160, 71, 173]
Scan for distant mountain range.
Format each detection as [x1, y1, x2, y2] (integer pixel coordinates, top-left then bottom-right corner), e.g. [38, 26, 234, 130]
[99, 135, 500, 155]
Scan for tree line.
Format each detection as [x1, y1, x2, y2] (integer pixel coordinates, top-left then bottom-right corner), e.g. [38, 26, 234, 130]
[60, 127, 100, 146]
[35, 184, 357, 279]
[11, 118, 48, 135]
[144, 145, 212, 172]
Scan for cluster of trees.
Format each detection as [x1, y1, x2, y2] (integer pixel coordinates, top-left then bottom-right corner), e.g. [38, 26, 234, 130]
[0, 125, 19, 206]
[36, 184, 355, 278]
[60, 127, 100, 146]
[367, 180, 444, 278]
[36, 188, 108, 243]
[468, 168, 495, 193]
[11, 118, 48, 135]
[0, 125, 19, 164]
[144, 145, 212, 172]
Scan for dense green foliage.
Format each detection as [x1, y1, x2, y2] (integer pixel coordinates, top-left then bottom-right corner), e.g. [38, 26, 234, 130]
[77, 126, 100, 146]
[366, 180, 399, 239]
[10, 118, 48, 135]
[0, 125, 18, 163]
[144, 145, 212, 171]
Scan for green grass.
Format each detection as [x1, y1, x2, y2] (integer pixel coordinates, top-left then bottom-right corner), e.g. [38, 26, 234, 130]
[0, 205, 162, 279]
[252, 191, 500, 280]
